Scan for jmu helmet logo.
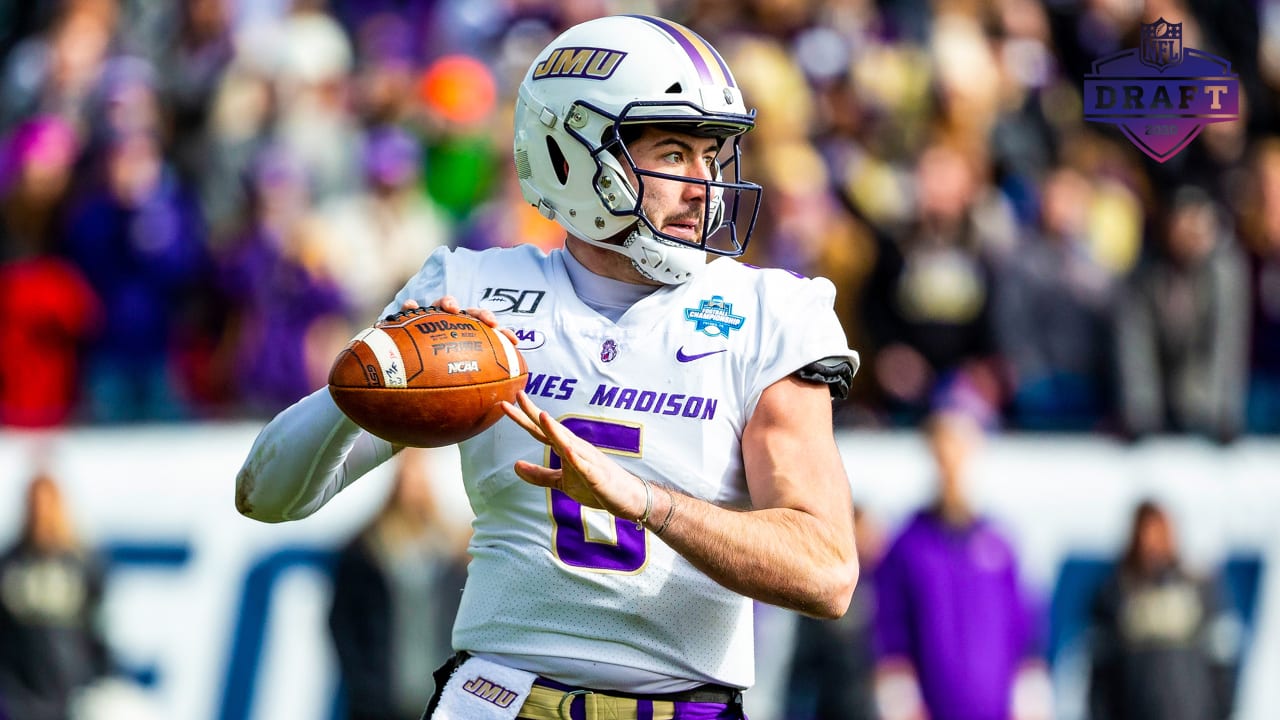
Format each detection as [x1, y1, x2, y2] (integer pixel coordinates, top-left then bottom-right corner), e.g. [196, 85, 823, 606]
[531, 48, 626, 81]
[1141, 19, 1182, 70]
[685, 296, 746, 338]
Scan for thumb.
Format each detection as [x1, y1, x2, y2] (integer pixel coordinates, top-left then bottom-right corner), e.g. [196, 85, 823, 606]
[513, 460, 560, 488]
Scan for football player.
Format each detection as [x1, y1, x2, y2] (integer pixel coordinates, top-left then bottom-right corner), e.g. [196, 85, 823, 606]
[236, 14, 860, 720]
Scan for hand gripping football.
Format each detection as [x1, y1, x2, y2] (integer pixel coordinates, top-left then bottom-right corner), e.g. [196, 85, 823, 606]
[328, 307, 528, 447]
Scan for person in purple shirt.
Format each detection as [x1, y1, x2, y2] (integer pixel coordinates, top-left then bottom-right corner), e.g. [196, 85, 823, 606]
[61, 129, 210, 422]
[215, 145, 349, 416]
[873, 409, 1050, 720]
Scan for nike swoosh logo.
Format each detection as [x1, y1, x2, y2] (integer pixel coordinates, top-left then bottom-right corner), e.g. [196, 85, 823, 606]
[676, 347, 727, 363]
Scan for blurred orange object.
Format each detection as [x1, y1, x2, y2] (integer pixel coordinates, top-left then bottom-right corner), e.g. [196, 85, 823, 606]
[418, 55, 496, 126]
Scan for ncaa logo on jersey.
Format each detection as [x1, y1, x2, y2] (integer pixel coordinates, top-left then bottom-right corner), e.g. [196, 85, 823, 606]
[684, 295, 746, 337]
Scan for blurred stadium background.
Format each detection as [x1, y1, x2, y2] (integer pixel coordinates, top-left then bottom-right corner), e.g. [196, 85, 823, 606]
[1, 0, 1278, 718]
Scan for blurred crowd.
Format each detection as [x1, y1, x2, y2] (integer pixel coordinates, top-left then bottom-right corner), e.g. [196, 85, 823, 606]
[2, 0, 1279, 440]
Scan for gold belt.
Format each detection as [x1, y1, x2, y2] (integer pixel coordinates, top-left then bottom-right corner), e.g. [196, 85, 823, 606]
[516, 685, 679, 720]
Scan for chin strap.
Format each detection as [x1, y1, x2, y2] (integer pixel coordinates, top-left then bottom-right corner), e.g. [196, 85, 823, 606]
[576, 226, 705, 285]
[619, 228, 705, 284]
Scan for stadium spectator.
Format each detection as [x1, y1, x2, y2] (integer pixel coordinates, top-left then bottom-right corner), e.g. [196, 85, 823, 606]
[314, 125, 452, 325]
[212, 145, 348, 416]
[1087, 499, 1240, 720]
[784, 504, 886, 720]
[159, 0, 236, 194]
[195, 32, 280, 246]
[329, 448, 469, 720]
[269, 4, 361, 202]
[1240, 138, 1280, 433]
[0, 115, 100, 427]
[61, 129, 209, 422]
[0, 471, 110, 720]
[83, 55, 164, 150]
[327, 1, 439, 69]
[873, 409, 1050, 720]
[1113, 185, 1250, 442]
[861, 142, 1006, 426]
[0, 0, 116, 133]
[346, 12, 422, 127]
[992, 166, 1116, 431]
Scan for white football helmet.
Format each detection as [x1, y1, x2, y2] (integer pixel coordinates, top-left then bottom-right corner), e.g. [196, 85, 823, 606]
[513, 15, 762, 284]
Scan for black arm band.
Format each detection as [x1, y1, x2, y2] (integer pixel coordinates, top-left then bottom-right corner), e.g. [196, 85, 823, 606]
[793, 356, 856, 400]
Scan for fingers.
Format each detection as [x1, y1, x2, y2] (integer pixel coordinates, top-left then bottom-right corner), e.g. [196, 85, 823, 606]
[516, 393, 566, 450]
[537, 411, 580, 460]
[467, 306, 499, 327]
[516, 391, 543, 424]
[430, 295, 495, 325]
[513, 460, 557, 487]
[514, 461, 605, 509]
[426, 295, 462, 313]
[463, 307, 519, 344]
[503, 391, 583, 470]
[423, 295, 515, 341]
[501, 397, 549, 444]
[400, 299, 420, 311]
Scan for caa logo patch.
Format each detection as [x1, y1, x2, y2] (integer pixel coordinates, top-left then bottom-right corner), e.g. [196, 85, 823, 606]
[447, 360, 479, 374]
[509, 328, 546, 351]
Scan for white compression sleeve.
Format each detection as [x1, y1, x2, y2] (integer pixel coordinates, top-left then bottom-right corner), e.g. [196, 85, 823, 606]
[235, 387, 397, 522]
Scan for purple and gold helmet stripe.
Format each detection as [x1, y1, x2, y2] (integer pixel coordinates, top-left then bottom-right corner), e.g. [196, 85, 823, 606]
[626, 15, 736, 88]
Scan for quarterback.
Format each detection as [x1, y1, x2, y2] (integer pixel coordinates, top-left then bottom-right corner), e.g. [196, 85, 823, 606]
[236, 14, 860, 720]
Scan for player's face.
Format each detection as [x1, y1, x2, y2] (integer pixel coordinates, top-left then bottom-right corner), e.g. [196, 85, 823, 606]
[622, 127, 720, 243]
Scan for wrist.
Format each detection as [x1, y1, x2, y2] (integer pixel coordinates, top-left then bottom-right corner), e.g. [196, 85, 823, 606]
[649, 484, 678, 536]
[633, 476, 654, 530]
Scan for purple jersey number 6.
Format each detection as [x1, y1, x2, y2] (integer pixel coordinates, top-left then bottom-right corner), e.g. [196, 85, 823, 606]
[548, 416, 648, 573]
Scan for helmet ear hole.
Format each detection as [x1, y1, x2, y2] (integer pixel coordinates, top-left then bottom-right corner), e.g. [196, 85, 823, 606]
[546, 136, 569, 186]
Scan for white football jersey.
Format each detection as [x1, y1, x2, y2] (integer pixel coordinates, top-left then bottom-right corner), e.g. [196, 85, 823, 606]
[383, 245, 857, 691]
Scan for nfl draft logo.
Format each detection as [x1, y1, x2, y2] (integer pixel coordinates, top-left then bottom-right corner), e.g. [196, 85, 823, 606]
[1084, 18, 1238, 163]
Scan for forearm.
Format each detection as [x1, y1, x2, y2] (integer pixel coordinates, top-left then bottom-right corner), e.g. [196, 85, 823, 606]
[235, 388, 397, 522]
[643, 483, 858, 619]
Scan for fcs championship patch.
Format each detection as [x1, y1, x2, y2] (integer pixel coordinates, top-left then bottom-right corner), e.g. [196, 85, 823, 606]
[684, 295, 746, 337]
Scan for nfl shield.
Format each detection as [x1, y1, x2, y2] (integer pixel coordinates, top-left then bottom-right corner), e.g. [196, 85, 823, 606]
[1140, 18, 1182, 70]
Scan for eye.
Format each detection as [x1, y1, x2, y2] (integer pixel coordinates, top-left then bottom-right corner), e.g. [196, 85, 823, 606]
[662, 151, 683, 164]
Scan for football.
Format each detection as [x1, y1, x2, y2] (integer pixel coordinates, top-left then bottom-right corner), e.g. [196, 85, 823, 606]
[328, 306, 528, 447]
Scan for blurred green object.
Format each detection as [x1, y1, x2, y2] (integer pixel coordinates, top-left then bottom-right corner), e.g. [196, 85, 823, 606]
[423, 135, 497, 222]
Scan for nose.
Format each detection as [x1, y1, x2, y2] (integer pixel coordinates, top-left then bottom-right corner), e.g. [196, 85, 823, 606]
[681, 162, 711, 202]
